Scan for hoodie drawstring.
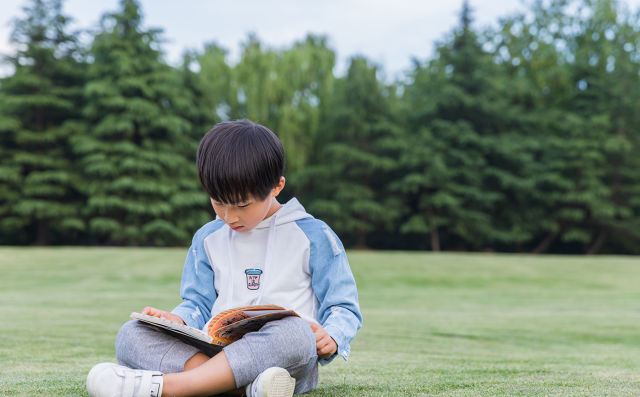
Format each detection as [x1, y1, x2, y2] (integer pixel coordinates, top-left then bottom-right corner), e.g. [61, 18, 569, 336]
[224, 212, 278, 308]
[258, 213, 278, 304]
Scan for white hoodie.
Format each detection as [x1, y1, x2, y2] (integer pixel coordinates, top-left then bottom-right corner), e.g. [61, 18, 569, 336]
[206, 198, 319, 323]
[172, 198, 362, 363]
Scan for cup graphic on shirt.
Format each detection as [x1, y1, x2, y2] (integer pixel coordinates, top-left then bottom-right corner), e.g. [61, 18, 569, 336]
[245, 268, 263, 290]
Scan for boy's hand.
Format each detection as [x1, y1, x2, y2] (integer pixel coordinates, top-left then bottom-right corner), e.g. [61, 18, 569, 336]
[142, 306, 185, 325]
[308, 322, 338, 359]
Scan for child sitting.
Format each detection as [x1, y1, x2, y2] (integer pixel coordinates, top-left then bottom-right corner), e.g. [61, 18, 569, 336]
[86, 119, 362, 397]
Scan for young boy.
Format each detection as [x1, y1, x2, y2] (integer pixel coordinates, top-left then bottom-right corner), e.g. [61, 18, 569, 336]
[86, 120, 362, 397]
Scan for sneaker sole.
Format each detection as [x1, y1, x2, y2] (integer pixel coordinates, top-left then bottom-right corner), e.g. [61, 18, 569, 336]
[86, 362, 119, 397]
[262, 368, 295, 397]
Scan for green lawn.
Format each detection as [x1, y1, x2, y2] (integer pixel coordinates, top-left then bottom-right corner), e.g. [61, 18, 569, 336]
[1, 248, 639, 396]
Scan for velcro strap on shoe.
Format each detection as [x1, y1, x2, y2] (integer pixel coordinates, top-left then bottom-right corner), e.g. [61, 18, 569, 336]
[137, 371, 153, 397]
[122, 371, 136, 397]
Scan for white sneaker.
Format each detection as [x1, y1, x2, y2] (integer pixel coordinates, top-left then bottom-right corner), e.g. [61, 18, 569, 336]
[245, 367, 295, 397]
[86, 362, 164, 397]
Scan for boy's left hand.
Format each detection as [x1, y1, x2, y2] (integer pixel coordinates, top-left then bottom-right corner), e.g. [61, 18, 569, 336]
[308, 322, 338, 359]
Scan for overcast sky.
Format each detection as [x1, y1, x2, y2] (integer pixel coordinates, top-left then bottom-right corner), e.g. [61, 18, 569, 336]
[2, 0, 640, 80]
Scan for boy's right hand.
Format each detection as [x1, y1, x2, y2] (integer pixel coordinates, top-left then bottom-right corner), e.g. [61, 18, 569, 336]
[142, 306, 185, 325]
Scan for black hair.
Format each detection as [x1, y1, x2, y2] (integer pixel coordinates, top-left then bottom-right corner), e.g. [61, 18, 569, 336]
[196, 119, 285, 204]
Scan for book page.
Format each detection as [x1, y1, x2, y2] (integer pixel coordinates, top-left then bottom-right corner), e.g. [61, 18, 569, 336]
[242, 309, 289, 317]
[130, 312, 213, 343]
[211, 310, 298, 342]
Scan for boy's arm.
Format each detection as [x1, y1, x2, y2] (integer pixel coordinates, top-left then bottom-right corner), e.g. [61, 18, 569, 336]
[309, 224, 362, 365]
[171, 228, 218, 330]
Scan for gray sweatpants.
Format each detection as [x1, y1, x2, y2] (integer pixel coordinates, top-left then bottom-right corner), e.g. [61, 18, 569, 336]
[115, 316, 319, 394]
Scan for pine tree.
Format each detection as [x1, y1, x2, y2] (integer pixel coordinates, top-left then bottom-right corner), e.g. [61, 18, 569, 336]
[492, 0, 640, 253]
[568, 0, 640, 253]
[0, 0, 86, 244]
[74, 0, 194, 245]
[0, 84, 22, 243]
[167, 51, 219, 238]
[305, 57, 401, 247]
[401, 1, 521, 251]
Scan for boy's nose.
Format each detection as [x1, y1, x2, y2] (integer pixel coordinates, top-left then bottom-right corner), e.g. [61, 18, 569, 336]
[224, 208, 239, 223]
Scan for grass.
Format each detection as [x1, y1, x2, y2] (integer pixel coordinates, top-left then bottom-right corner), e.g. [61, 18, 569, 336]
[1, 248, 640, 396]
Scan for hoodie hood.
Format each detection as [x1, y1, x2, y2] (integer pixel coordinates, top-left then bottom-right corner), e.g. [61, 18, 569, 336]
[252, 198, 313, 229]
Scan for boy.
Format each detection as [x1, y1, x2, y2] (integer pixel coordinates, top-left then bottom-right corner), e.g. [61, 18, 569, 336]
[86, 120, 362, 397]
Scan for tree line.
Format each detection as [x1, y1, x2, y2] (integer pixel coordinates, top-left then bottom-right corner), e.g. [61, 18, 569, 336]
[1, 0, 639, 254]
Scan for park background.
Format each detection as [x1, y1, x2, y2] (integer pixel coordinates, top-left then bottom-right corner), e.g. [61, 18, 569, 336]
[2, 1, 640, 396]
[2, 0, 640, 254]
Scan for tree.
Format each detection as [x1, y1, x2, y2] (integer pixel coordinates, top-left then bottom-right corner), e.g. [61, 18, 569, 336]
[167, 51, 220, 238]
[569, 0, 640, 253]
[273, 35, 336, 184]
[0, 0, 86, 245]
[305, 57, 401, 247]
[195, 42, 234, 124]
[401, 1, 527, 251]
[491, 0, 640, 253]
[226, 34, 336, 198]
[74, 0, 195, 245]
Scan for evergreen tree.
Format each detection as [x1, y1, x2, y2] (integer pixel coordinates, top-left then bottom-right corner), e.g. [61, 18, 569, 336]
[0, 84, 22, 243]
[167, 51, 219, 237]
[568, 0, 640, 253]
[0, 0, 85, 245]
[485, 1, 585, 253]
[401, 2, 528, 251]
[493, 0, 640, 253]
[305, 57, 401, 247]
[74, 0, 194, 245]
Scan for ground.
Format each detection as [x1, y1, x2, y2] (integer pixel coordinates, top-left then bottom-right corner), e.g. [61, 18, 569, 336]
[1, 248, 639, 396]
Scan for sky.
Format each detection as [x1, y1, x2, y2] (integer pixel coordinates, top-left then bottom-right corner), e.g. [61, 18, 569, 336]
[2, 0, 640, 80]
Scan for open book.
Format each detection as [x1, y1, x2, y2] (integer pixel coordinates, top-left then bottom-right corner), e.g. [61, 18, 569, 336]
[131, 305, 298, 347]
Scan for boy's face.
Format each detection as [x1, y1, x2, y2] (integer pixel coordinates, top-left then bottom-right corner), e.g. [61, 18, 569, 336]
[210, 177, 285, 233]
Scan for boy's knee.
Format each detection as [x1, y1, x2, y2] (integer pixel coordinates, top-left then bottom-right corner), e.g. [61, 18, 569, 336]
[280, 316, 317, 364]
[115, 320, 141, 365]
[277, 316, 318, 389]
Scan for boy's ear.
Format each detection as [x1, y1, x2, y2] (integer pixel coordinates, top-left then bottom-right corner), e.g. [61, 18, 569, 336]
[271, 176, 286, 197]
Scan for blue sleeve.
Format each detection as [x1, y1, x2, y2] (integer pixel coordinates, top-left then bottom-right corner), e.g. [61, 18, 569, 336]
[171, 220, 223, 329]
[298, 219, 363, 365]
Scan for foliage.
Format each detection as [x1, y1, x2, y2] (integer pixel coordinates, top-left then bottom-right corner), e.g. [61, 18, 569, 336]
[0, 0, 86, 245]
[303, 57, 402, 247]
[1, 0, 640, 253]
[73, 0, 202, 245]
[402, 2, 506, 251]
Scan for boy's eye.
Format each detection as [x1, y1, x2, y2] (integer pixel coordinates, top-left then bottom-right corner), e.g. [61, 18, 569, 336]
[237, 203, 251, 208]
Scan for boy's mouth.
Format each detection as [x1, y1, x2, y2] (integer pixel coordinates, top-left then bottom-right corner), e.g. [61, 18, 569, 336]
[230, 225, 243, 231]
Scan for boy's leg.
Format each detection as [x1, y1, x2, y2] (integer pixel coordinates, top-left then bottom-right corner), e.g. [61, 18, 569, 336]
[116, 320, 221, 373]
[162, 351, 236, 396]
[162, 316, 318, 396]
[224, 316, 318, 394]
